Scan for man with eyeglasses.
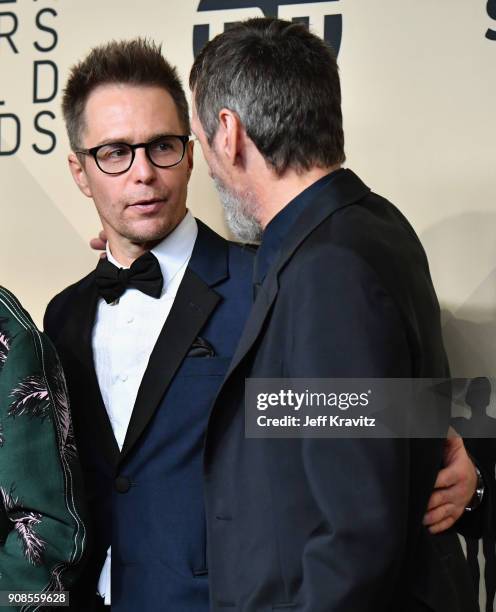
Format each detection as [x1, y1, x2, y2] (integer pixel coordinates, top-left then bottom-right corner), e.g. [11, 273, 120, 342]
[43, 39, 254, 611]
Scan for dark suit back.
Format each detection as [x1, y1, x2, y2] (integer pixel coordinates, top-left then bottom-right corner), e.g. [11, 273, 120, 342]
[203, 170, 477, 612]
[44, 221, 254, 611]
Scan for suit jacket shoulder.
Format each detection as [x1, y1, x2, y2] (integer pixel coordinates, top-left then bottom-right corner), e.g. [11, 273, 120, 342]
[291, 189, 430, 298]
[280, 181, 445, 378]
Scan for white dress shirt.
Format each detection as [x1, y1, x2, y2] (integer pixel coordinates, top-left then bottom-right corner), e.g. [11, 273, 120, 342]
[93, 211, 198, 604]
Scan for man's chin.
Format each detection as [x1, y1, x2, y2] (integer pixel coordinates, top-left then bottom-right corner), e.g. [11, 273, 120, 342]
[120, 224, 174, 246]
[212, 177, 262, 244]
[226, 218, 262, 244]
[222, 198, 262, 244]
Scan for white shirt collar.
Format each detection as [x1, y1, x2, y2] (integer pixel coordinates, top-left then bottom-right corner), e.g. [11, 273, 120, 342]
[106, 210, 198, 293]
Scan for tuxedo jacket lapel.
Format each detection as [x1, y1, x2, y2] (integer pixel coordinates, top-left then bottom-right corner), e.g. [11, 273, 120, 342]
[68, 277, 121, 468]
[224, 267, 278, 381]
[119, 268, 220, 463]
[119, 220, 227, 464]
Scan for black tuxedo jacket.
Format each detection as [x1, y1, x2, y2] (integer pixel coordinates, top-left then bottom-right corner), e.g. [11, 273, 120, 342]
[202, 170, 478, 611]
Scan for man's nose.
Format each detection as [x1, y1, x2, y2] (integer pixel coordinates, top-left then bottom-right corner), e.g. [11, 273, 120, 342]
[130, 148, 156, 183]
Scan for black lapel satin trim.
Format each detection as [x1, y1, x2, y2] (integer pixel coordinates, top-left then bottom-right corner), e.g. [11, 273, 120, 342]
[224, 169, 371, 379]
[222, 266, 278, 384]
[188, 218, 229, 287]
[71, 276, 121, 468]
[119, 267, 221, 463]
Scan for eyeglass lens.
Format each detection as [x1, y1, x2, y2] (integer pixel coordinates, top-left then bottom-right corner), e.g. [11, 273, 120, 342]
[96, 136, 185, 173]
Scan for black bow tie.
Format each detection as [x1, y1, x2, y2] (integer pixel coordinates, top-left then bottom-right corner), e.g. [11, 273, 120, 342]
[95, 251, 163, 304]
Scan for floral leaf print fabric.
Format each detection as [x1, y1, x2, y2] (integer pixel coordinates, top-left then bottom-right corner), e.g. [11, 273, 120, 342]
[9, 375, 50, 420]
[0, 287, 87, 608]
[0, 318, 11, 372]
[50, 363, 77, 461]
[1, 486, 46, 566]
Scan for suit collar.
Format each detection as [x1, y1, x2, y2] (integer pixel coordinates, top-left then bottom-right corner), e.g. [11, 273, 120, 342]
[188, 219, 229, 287]
[254, 169, 343, 286]
[269, 169, 370, 280]
[225, 169, 370, 378]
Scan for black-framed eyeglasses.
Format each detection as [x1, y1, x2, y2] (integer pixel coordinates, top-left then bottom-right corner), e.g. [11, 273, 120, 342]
[76, 135, 190, 175]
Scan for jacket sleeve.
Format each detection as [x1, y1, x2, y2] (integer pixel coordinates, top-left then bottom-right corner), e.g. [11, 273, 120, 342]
[0, 324, 87, 598]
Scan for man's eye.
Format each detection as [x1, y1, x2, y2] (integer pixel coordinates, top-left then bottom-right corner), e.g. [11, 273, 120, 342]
[108, 147, 128, 158]
[153, 141, 173, 152]
[99, 146, 130, 160]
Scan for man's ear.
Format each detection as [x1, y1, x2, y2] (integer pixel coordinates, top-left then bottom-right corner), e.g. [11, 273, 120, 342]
[185, 139, 194, 179]
[68, 152, 92, 198]
[217, 108, 244, 167]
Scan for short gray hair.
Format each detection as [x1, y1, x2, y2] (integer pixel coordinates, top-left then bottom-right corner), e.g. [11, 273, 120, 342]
[190, 17, 345, 175]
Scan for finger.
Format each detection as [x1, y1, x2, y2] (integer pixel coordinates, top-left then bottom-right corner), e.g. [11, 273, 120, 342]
[426, 489, 451, 511]
[99, 230, 107, 242]
[90, 238, 107, 251]
[423, 503, 456, 526]
[433, 502, 463, 525]
[433, 467, 458, 489]
[423, 510, 437, 527]
[427, 516, 456, 535]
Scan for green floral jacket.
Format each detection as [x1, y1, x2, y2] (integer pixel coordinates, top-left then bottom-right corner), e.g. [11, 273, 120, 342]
[0, 287, 87, 609]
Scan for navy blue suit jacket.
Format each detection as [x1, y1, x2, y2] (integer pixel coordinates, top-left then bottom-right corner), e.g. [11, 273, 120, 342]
[44, 221, 254, 611]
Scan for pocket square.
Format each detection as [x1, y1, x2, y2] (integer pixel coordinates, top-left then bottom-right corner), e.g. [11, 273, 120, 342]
[187, 336, 215, 357]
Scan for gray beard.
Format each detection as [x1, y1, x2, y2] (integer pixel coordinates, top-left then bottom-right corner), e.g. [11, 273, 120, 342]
[213, 176, 262, 244]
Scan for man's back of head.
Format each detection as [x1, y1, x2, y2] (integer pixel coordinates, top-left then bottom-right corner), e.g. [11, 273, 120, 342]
[190, 17, 345, 176]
